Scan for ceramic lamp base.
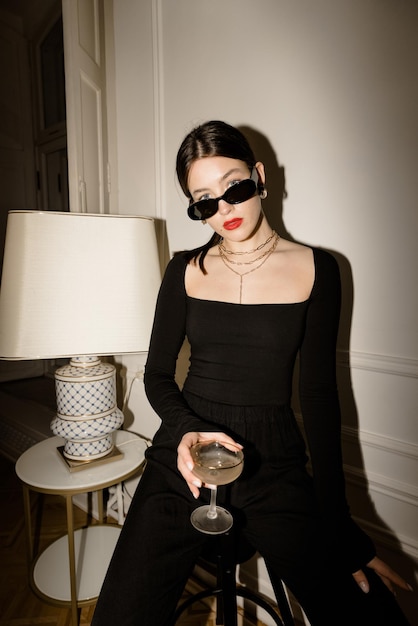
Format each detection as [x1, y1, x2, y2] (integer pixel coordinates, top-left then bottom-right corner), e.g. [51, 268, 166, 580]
[50, 356, 124, 463]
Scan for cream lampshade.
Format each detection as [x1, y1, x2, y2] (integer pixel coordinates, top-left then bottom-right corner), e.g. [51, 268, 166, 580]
[0, 210, 161, 466]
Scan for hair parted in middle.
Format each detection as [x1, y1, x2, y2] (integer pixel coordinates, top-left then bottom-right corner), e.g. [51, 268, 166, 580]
[176, 120, 259, 273]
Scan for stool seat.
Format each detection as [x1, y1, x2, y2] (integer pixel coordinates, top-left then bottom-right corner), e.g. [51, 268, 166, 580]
[172, 531, 295, 626]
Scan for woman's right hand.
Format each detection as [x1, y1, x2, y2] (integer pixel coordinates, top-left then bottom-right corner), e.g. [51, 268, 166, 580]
[177, 431, 243, 498]
[352, 555, 413, 595]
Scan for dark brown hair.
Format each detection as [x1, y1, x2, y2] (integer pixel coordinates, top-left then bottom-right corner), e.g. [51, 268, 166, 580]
[176, 121, 257, 272]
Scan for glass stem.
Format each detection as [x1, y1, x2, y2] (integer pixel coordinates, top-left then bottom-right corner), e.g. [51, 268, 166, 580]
[207, 486, 218, 519]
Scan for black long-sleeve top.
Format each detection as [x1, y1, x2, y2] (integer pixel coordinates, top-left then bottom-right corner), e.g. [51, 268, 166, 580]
[144, 247, 375, 572]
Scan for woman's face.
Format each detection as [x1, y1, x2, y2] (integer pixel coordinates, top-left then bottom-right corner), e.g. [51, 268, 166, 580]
[187, 156, 265, 240]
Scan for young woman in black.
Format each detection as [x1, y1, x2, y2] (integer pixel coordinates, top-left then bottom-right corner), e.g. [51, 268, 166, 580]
[92, 120, 412, 625]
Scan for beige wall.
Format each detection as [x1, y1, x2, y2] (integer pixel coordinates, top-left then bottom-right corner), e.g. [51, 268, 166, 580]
[111, 1, 417, 622]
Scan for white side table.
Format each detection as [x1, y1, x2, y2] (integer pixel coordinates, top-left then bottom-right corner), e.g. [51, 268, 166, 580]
[15, 430, 147, 626]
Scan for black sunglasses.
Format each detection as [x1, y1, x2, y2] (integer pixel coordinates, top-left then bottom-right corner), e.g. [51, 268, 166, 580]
[187, 168, 259, 221]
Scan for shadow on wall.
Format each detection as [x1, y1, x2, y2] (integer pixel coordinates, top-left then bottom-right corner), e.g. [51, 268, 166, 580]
[135, 124, 416, 623]
[239, 125, 289, 240]
[239, 125, 417, 624]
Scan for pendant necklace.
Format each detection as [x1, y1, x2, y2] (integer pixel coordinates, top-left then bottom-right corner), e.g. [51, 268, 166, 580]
[218, 232, 280, 303]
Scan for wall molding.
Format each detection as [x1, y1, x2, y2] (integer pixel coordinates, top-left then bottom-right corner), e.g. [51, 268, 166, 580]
[296, 418, 418, 501]
[346, 461, 418, 507]
[152, 0, 164, 221]
[344, 428, 418, 556]
[351, 511, 418, 561]
[348, 427, 418, 468]
[338, 349, 418, 378]
[294, 411, 418, 562]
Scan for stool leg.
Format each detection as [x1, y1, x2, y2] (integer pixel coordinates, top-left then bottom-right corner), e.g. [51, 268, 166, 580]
[171, 588, 220, 625]
[237, 587, 285, 626]
[173, 530, 294, 626]
[215, 553, 225, 623]
[218, 533, 238, 626]
[219, 562, 238, 625]
[275, 581, 295, 626]
[266, 569, 295, 626]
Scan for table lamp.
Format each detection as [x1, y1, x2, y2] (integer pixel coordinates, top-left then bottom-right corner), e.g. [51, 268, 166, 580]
[0, 211, 161, 467]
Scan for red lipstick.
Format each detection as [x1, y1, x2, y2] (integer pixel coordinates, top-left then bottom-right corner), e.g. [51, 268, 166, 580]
[223, 218, 243, 230]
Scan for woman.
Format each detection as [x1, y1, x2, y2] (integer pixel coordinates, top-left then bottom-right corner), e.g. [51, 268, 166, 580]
[92, 121, 412, 625]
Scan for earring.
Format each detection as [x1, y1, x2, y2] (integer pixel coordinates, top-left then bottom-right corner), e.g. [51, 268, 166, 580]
[259, 186, 268, 200]
[202, 219, 207, 225]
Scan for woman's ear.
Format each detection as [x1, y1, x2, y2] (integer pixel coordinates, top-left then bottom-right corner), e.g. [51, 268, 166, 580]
[255, 161, 266, 186]
[255, 161, 267, 197]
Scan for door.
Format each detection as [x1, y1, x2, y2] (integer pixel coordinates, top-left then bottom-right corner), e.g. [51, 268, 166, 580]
[62, 0, 109, 214]
[33, 9, 69, 213]
[0, 19, 37, 275]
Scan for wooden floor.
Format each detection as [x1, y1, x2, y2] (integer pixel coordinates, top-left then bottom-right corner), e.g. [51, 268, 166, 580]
[0, 453, 287, 626]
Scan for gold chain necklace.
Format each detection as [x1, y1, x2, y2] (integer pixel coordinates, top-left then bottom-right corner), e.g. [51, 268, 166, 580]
[218, 232, 279, 266]
[218, 233, 280, 303]
[219, 230, 276, 256]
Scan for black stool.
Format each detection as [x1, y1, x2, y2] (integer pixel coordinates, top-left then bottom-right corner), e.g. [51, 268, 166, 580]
[173, 531, 295, 626]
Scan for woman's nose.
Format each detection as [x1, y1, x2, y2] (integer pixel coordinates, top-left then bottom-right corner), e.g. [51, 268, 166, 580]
[217, 199, 232, 215]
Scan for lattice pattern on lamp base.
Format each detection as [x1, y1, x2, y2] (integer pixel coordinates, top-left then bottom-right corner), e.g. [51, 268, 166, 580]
[50, 356, 124, 461]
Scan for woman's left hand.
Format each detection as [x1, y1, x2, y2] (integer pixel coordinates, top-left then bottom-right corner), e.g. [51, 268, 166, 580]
[177, 431, 242, 499]
[352, 555, 413, 594]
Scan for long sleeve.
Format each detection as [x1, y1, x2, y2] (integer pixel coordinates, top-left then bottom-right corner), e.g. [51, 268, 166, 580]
[144, 254, 219, 443]
[299, 249, 375, 571]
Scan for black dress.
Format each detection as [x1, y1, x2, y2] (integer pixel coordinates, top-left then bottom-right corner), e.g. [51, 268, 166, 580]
[91, 247, 410, 626]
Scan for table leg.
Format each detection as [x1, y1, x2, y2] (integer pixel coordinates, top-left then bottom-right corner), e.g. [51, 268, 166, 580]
[97, 489, 104, 523]
[22, 484, 33, 570]
[65, 494, 79, 626]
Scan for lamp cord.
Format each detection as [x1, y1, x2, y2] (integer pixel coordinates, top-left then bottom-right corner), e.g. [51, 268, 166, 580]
[121, 369, 153, 447]
[107, 369, 152, 523]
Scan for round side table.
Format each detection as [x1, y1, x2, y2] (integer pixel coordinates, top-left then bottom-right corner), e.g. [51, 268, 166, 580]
[15, 430, 147, 626]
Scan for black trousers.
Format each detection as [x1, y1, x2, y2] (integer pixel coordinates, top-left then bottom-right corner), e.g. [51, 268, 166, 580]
[91, 401, 410, 626]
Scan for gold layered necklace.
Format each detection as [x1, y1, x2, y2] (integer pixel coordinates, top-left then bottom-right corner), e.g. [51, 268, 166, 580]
[218, 231, 280, 303]
[219, 230, 277, 256]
